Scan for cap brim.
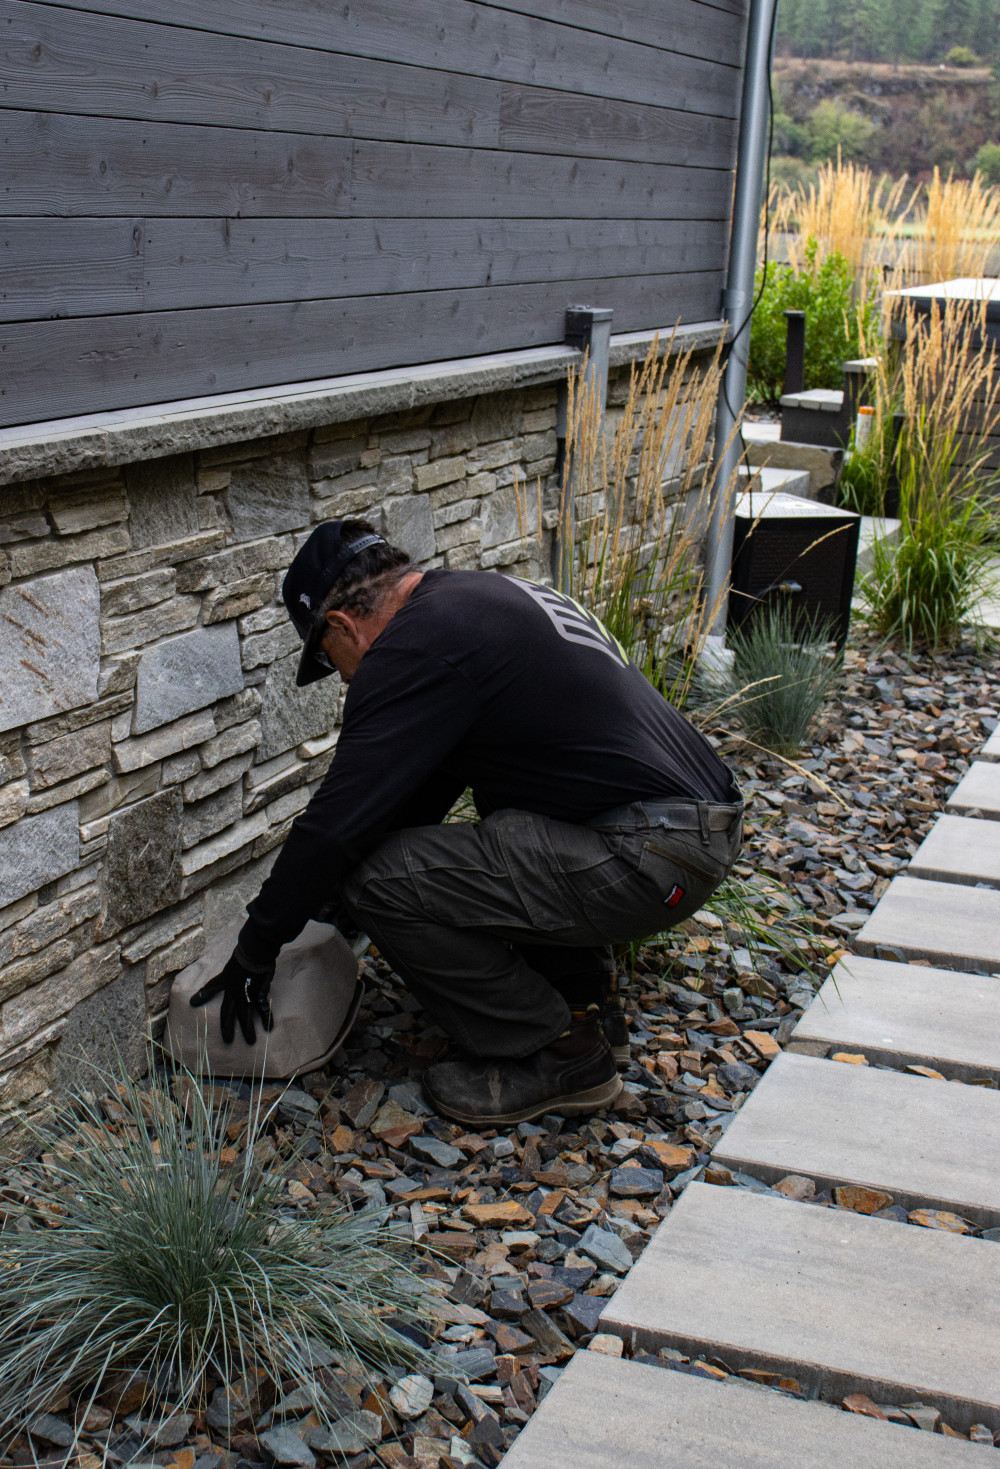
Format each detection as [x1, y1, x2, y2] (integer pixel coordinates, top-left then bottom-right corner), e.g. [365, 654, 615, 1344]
[295, 621, 336, 687]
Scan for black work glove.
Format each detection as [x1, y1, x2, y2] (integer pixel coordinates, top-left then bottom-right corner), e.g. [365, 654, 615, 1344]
[189, 945, 276, 1046]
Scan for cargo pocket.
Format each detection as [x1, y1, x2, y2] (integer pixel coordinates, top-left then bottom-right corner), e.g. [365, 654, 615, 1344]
[490, 809, 581, 930]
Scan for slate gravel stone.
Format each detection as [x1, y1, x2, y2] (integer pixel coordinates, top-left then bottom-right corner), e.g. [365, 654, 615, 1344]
[411, 1134, 464, 1168]
[563, 1292, 607, 1334]
[257, 1427, 315, 1466]
[305, 1410, 382, 1454]
[441, 1347, 497, 1380]
[576, 1225, 633, 1274]
[609, 1166, 663, 1197]
[29, 1415, 78, 1448]
[389, 1372, 435, 1418]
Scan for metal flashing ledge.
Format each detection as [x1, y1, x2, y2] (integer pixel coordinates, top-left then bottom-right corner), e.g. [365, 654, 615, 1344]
[0, 321, 726, 488]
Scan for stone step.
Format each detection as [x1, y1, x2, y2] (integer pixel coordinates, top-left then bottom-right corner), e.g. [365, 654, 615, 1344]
[946, 761, 1000, 819]
[791, 954, 1000, 1082]
[856, 875, 1000, 972]
[908, 813, 1000, 887]
[711, 1051, 1000, 1227]
[599, 1182, 1000, 1436]
[502, 1350, 991, 1469]
[737, 463, 812, 498]
[981, 727, 1000, 763]
[856, 515, 902, 578]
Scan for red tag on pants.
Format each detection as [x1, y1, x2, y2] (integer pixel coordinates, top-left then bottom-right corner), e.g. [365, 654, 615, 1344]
[664, 883, 685, 908]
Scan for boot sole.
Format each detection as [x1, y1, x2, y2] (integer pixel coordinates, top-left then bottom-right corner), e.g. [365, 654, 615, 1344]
[427, 1075, 623, 1127]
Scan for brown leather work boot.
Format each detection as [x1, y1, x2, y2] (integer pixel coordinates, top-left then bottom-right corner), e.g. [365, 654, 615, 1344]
[422, 1007, 622, 1126]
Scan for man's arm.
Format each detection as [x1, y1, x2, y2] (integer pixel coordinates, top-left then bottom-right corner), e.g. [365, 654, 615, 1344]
[236, 646, 479, 967]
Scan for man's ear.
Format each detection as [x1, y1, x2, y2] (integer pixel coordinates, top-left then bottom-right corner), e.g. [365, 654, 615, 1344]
[324, 608, 359, 643]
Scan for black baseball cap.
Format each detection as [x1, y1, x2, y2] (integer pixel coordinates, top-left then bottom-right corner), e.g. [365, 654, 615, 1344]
[282, 521, 386, 687]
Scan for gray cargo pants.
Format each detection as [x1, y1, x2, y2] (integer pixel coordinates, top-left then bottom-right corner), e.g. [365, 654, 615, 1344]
[341, 797, 743, 1059]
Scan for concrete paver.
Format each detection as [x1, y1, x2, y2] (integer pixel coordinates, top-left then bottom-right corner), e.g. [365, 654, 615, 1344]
[908, 812, 1000, 886]
[980, 726, 1000, 763]
[599, 1182, 1000, 1435]
[946, 760, 1000, 819]
[792, 954, 1000, 1081]
[711, 1051, 1000, 1226]
[501, 1351, 991, 1469]
[855, 874, 1000, 972]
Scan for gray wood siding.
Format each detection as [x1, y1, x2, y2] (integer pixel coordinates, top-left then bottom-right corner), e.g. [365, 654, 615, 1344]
[0, 0, 744, 428]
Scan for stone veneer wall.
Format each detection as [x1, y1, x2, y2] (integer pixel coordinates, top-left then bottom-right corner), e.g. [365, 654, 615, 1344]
[0, 347, 715, 1148]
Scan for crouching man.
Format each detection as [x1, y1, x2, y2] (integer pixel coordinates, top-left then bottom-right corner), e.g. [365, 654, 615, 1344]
[191, 520, 743, 1125]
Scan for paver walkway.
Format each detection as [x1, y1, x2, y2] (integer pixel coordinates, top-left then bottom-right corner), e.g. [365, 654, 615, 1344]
[507, 716, 1000, 1462]
[602, 1183, 1000, 1435]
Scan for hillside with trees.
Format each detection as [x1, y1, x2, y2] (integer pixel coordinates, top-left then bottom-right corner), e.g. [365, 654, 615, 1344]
[773, 0, 1000, 180]
[773, 58, 1000, 180]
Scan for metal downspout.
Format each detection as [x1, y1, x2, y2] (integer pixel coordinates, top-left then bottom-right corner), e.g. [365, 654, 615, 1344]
[703, 0, 778, 643]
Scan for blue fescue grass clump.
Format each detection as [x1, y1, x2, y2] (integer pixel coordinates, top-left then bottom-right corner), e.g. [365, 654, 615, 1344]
[0, 1060, 430, 1454]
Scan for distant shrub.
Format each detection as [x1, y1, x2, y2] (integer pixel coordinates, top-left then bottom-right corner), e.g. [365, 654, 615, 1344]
[769, 155, 820, 193]
[748, 239, 879, 404]
[805, 100, 876, 164]
[975, 143, 1000, 186]
[773, 106, 809, 158]
[945, 46, 979, 67]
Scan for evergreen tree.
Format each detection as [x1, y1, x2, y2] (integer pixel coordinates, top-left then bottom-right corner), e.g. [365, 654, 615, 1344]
[775, 0, 1000, 62]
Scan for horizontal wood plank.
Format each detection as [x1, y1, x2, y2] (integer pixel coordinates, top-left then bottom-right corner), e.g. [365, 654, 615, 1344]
[350, 141, 731, 220]
[0, 273, 722, 427]
[2, 112, 732, 219]
[0, 109, 352, 217]
[0, 216, 727, 321]
[0, 217, 145, 319]
[35, 0, 742, 111]
[480, 0, 745, 52]
[497, 84, 737, 166]
[0, 3, 736, 162]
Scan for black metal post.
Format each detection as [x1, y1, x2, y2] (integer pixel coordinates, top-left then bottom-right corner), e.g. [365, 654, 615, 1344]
[555, 305, 612, 593]
[783, 309, 806, 395]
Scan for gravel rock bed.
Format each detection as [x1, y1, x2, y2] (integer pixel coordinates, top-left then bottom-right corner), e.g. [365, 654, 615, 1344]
[3, 629, 999, 1466]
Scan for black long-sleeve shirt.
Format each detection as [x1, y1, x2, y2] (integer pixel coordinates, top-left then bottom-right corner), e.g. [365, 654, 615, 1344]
[239, 569, 733, 965]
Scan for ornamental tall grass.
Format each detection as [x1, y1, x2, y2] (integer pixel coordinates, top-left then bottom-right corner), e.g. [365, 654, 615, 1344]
[0, 1059, 429, 1455]
[769, 157, 1000, 290]
[918, 167, 1000, 284]
[772, 155, 913, 285]
[856, 297, 1000, 646]
[556, 331, 739, 706]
